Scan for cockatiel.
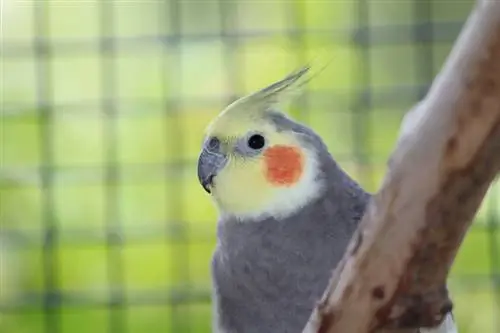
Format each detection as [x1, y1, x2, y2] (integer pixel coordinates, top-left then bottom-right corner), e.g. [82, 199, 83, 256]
[197, 67, 458, 333]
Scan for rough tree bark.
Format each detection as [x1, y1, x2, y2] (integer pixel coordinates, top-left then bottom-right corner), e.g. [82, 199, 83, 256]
[302, 1, 500, 332]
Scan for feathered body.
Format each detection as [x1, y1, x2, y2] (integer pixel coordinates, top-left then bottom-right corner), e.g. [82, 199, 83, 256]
[197, 67, 457, 333]
[212, 112, 369, 333]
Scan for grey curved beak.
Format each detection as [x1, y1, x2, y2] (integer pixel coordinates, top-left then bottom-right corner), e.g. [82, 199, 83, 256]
[197, 149, 227, 194]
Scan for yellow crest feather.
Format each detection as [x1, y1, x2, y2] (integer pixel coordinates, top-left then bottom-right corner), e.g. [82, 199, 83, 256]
[207, 56, 333, 137]
[224, 59, 331, 116]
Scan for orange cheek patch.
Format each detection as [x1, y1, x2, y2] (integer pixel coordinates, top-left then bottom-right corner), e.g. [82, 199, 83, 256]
[263, 145, 304, 186]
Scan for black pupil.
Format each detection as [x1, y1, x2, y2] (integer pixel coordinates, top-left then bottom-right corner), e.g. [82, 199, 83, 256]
[247, 134, 265, 150]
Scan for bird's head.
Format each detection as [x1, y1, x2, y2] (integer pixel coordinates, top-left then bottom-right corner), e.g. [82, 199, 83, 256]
[197, 67, 331, 221]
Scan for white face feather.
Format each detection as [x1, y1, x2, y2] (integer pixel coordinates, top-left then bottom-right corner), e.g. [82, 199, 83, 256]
[216, 147, 325, 222]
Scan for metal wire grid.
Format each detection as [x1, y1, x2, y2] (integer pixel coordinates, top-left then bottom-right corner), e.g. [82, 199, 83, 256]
[0, 0, 498, 333]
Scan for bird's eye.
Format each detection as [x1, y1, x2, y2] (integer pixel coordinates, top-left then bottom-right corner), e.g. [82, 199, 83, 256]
[247, 134, 265, 150]
[207, 137, 220, 151]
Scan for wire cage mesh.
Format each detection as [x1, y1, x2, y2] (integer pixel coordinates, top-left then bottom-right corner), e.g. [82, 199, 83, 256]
[0, 1, 499, 333]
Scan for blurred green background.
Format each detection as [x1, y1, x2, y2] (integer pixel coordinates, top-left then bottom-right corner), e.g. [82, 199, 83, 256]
[1, 0, 499, 332]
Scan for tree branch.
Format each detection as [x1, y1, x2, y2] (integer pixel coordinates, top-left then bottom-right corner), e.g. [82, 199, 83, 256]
[303, 1, 500, 332]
